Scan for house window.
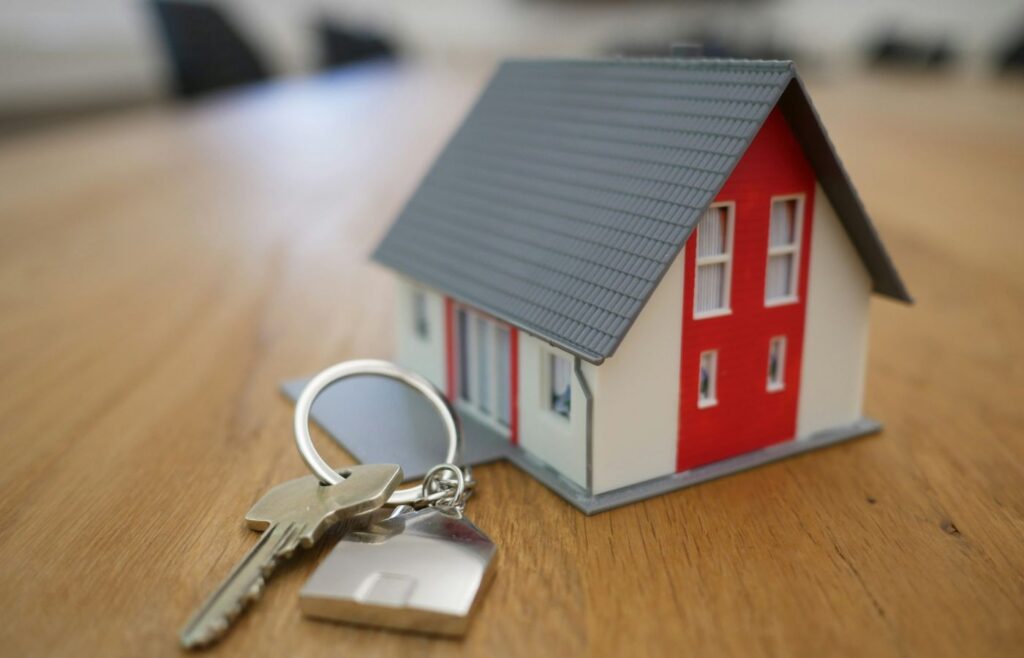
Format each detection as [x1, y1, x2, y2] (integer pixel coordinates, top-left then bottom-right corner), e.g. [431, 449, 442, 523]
[548, 353, 572, 419]
[412, 289, 429, 339]
[454, 305, 511, 428]
[698, 350, 718, 407]
[767, 336, 786, 391]
[765, 197, 802, 304]
[694, 204, 733, 317]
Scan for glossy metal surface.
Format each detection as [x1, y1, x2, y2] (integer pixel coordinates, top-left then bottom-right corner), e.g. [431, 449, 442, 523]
[293, 359, 462, 506]
[300, 507, 496, 636]
[180, 464, 402, 649]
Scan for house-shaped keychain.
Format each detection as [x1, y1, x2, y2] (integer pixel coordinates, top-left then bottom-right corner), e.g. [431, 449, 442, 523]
[300, 506, 496, 635]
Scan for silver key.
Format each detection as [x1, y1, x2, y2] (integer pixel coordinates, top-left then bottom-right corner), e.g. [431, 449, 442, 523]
[179, 463, 402, 649]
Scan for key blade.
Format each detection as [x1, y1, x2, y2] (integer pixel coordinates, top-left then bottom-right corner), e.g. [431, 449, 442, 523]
[179, 523, 296, 649]
[180, 466, 403, 649]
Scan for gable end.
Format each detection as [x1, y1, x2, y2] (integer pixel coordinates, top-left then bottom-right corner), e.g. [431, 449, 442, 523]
[777, 78, 911, 302]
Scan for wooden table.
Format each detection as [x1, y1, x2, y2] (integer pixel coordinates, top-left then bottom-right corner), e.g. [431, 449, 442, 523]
[1, 63, 1022, 658]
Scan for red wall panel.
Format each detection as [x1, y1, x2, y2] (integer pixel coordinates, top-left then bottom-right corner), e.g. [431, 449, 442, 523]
[677, 108, 816, 471]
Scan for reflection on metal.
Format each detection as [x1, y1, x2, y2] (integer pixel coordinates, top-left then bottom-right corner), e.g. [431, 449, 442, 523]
[300, 507, 496, 636]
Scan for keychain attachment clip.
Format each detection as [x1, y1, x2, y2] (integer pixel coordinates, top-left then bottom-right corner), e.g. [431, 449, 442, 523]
[422, 463, 471, 513]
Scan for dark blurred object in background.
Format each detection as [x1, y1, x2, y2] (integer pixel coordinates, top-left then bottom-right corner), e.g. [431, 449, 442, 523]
[1, 1, 1021, 141]
[612, 32, 796, 64]
[150, 0, 270, 99]
[867, 32, 956, 72]
[996, 24, 1024, 74]
[315, 18, 396, 71]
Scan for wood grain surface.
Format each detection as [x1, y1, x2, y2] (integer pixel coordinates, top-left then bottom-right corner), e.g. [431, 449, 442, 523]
[0, 63, 1022, 658]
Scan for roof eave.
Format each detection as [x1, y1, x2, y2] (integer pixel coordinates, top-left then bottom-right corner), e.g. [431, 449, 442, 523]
[778, 76, 913, 304]
[371, 264, 609, 364]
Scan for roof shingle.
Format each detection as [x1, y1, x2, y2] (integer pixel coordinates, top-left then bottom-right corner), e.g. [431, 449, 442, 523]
[373, 57, 909, 363]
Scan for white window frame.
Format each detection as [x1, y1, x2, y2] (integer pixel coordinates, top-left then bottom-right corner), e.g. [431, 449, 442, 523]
[542, 349, 572, 421]
[767, 336, 787, 392]
[697, 350, 718, 408]
[693, 202, 736, 319]
[453, 304, 511, 434]
[764, 194, 804, 307]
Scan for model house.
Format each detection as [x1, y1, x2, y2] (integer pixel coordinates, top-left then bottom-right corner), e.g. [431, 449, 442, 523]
[372, 57, 910, 511]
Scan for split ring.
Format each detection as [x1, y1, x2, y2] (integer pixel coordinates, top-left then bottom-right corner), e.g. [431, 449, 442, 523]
[293, 359, 462, 506]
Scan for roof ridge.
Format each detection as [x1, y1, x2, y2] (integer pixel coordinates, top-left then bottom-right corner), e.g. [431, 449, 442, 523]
[501, 56, 796, 71]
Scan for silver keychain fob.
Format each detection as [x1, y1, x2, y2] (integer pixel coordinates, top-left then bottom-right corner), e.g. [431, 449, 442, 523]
[299, 505, 496, 636]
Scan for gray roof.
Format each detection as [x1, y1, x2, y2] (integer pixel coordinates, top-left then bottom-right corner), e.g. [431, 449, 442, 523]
[373, 57, 910, 364]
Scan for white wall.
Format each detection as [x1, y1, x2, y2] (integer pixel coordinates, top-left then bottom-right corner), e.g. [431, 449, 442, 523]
[396, 186, 872, 493]
[796, 184, 872, 437]
[516, 334, 591, 490]
[394, 277, 446, 390]
[397, 278, 591, 489]
[589, 254, 685, 494]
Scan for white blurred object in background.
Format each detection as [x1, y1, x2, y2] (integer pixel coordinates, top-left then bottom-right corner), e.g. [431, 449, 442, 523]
[0, 0, 1021, 124]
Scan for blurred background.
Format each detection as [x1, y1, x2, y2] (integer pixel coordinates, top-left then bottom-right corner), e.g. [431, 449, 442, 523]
[1, 0, 1023, 137]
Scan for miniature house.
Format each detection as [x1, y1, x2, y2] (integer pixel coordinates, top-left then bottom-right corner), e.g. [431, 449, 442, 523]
[372, 57, 910, 511]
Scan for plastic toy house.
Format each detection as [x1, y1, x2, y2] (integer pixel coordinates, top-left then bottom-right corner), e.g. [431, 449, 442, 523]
[372, 57, 910, 513]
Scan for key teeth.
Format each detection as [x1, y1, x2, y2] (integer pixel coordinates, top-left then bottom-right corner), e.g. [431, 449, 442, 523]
[206, 618, 228, 641]
[183, 615, 228, 649]
[182, 465, 400, 650]
[247, 579, 265, 600]
[181, 574, 269, 649]
[185, 528, 334, 649]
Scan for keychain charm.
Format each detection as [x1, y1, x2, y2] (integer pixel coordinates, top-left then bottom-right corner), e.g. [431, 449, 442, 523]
[291, 359, 497, 636]
[179, 359, 494, 648]
[300, 465, 496, 635]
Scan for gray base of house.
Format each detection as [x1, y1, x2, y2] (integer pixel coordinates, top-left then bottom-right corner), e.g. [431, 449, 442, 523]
[282, 377, 881, 515]
[514, 418, 881, 514]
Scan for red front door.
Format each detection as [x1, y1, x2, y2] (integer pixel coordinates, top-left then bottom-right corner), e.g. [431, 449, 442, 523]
[676, 108, 815, 471]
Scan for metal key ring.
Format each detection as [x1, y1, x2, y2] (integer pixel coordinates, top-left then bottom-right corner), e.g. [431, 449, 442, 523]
[293, 359, 462, 506]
